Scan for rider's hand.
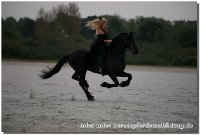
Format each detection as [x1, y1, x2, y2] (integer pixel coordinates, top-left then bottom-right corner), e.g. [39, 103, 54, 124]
[104, 40, 112, 43]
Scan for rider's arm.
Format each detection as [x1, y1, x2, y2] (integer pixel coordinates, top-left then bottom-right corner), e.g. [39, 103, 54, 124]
[104, 40, 112, 43]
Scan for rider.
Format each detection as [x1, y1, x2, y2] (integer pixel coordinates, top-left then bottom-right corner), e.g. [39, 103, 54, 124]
[86, 17, 112, 73]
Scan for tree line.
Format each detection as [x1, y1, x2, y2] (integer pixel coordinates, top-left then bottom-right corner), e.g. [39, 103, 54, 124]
[2, 3, 197, 66]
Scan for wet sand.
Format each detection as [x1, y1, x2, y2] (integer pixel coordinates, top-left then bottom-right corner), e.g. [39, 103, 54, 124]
[2, 61, 198, 133]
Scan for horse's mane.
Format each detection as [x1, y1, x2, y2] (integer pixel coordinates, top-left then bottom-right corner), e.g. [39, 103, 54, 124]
[112, 33, 129, 42]
[109, 33, 129, 48]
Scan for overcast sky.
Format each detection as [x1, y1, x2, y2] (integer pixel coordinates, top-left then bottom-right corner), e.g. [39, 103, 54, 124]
[2, 1, 198, 21]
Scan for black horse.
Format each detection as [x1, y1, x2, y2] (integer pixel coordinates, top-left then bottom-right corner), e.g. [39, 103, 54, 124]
[40, 32, 138, 101]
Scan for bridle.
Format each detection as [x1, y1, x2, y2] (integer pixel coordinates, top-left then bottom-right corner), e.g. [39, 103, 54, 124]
[126, 38, 134, 52]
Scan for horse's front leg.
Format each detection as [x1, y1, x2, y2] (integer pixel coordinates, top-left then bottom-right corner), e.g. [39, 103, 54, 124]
[101, 73, 119, 88]
[117, 71, 132, 87]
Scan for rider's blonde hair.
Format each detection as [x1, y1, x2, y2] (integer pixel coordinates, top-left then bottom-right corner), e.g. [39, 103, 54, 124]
[86, 18, 107, 30]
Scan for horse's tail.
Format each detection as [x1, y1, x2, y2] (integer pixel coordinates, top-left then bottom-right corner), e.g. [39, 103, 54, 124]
[40, 55, 69, 79]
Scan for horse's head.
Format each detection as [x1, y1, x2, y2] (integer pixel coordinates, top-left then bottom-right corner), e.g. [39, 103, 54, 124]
[112, 32, 138, 55]
[125, 32, 138, 55]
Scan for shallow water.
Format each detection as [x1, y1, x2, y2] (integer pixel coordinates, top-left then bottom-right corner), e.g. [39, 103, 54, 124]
[2, 62, 198, 133]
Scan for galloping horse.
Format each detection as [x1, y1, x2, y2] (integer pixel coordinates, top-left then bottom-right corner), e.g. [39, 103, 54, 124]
[40, 32, 138, 101]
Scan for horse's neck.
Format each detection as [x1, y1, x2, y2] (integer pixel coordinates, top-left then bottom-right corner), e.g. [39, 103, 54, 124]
[109, 42, 126, 59]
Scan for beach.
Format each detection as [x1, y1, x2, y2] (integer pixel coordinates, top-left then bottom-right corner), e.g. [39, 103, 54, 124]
[2, 61, 198, 133]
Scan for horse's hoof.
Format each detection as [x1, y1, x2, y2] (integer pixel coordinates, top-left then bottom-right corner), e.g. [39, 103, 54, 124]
[101, 82, 108, 87]
[119, 81, 130, 87]
[101, 82, 113, 88]
[88, 96, 95, 101]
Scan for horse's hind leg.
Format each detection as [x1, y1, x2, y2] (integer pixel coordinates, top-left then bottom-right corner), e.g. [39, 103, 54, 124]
[72, 72, 80, 81]
[79, 71, 94, 101]
[117, 71, 132, 87]
[72, 71, 89, 88]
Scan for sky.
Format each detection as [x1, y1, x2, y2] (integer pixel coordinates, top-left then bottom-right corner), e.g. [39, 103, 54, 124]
[2, 1, 198, 21]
